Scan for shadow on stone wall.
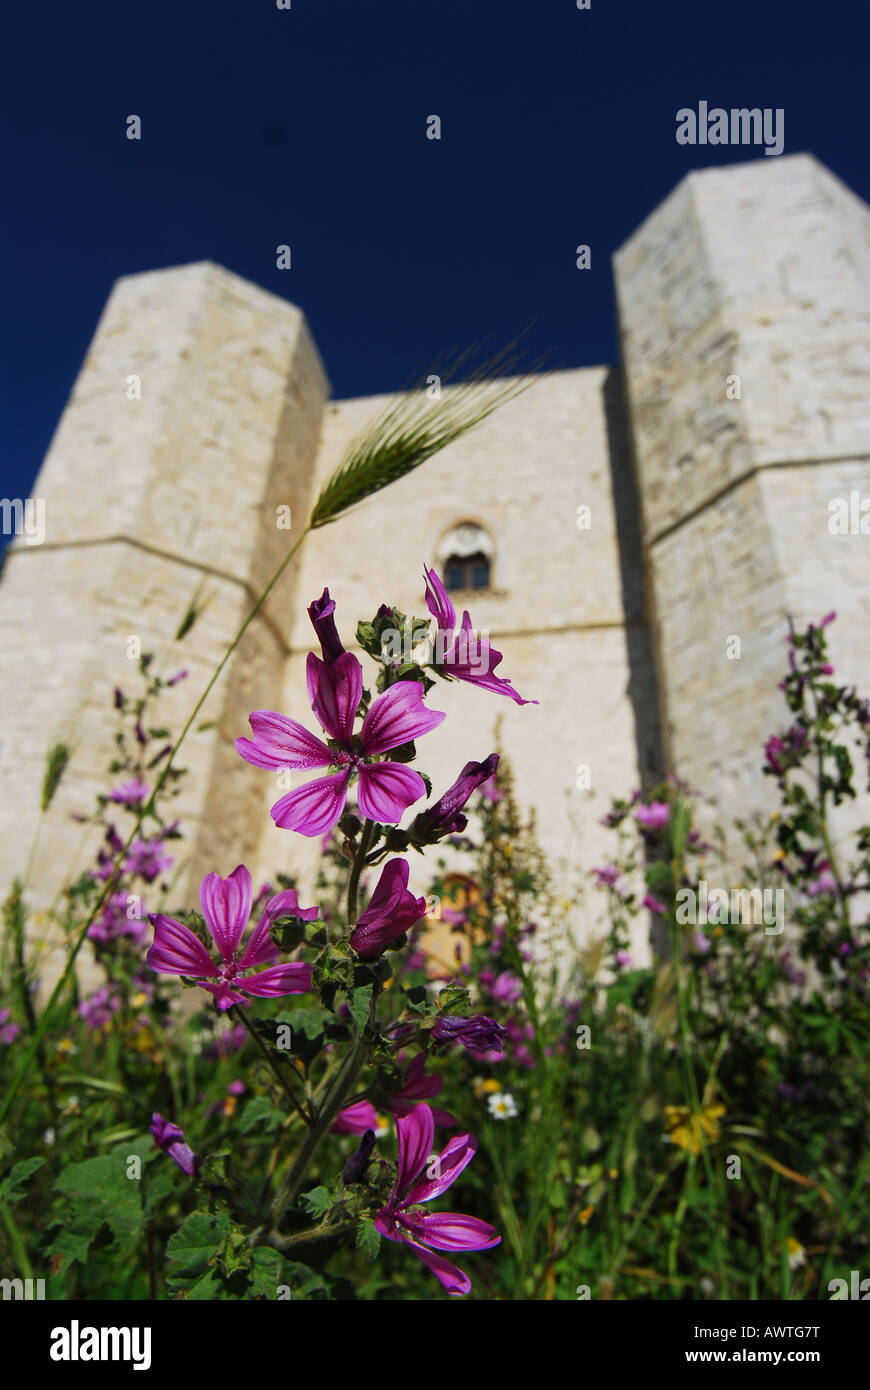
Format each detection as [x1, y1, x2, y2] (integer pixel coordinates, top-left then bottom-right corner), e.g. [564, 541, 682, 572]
[602, 365, 669, 959]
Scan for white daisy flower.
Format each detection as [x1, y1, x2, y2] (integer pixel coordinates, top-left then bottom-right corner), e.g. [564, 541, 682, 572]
[487, 1091, 518, 1120]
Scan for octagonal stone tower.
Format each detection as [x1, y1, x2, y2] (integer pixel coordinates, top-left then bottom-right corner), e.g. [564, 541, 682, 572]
[614, 153, 870, 829]
[0, 263, 328, 953]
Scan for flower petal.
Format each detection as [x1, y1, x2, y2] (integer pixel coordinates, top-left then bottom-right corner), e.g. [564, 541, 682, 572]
[360, 681, 445, 756]
[403, 1238, 472, 1296]
[236, 711, 333, 770]
[199, 865, 253, 963]
[404, 1211, 501, 1252]
[357, 762, 426, 822]
[308, 651, 362, 745]
[237, 890, 319, 970]
[442, 613, 537, 704]
[423, 566, 456, 633]
[405, 1131, 478, 1203]
[271, 772, 349, 836]
[395, 1104, 435, 1194]
[238, 963, 313, 998]
[147, 915, 218, 979]
[331, 1101, 379, 1135]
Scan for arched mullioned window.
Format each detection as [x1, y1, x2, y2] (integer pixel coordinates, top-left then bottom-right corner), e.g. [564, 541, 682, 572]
[437, 521, 495, 594]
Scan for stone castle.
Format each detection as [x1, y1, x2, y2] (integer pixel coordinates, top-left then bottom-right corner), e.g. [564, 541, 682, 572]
[2, 152, 869, 969]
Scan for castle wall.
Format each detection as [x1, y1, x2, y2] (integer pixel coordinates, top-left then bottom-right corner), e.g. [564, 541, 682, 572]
[614, 155, 870, 837]
[249, 367, 660, 960]
[0, 263, 327, 988]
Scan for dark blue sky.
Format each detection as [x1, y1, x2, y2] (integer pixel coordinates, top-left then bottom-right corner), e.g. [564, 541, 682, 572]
[1, 0, 867, 527]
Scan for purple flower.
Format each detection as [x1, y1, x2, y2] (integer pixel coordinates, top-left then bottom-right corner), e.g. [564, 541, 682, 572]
[349, 859, 428, 961]
[108, 778, 151, 807]
[88, 892, 148, 946]
[807, 863, 837, 898]
[634, 801, 670, 830]
[125, 838, 173, 883]
[308, 588, 346, 664]
[343, 1129, 377, 1184]
[147, 864, 314, 1010]
[0, 1008, 20, 1045]
[478, 773, 503, 803]
[820, 611, 837, 628]
[332, 1055, 456, 1134]
[167, 669, 188, 686]
[642, 893, 667, 915]
[615, 950, 632, 969]
[423, 568, 537, 705]
[431, 1015, 508, 1056]
[411, 754, 500, 838]
[236, 651, 445, 836]
[489, 971, 523, 1005]
[693, 931, 711, 953]
[332, 1100, 380, 1135]
[78, 986, 121, 1028]
[593, 863, 622, 888]
[375, 1104, 500, 1296]
[151, 1113, 200, 1177]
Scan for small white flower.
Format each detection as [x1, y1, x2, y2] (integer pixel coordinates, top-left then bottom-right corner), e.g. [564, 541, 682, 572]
[43, 1128, 56, 1145]
[787, 1238, 806, 1271]
[487, 1091, 518, 1120]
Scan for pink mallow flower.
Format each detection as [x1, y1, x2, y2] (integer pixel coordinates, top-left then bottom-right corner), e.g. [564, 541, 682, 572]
[634, 801, 671, 830]
[642, 893, 667, 915]
[0, 1008, 20, 1045]
[375, 1104, 500, 1296]
[151, 1113, 199, 1177]
[236, 648, 445, 837]
[147, 864, 314, 1010]
[78, 986, 122, 1029]
[107, 778, 150, 807]
[332, 1055, 457, 1134]
[349, 858, 428, 961]
[423, 567, 537, 705]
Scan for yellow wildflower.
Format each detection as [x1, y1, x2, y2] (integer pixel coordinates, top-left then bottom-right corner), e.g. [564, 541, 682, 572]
[663, 1102, 726, 1155]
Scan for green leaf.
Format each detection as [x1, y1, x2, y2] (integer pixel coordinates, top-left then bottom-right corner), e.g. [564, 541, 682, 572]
[239, 1095, 284, 1135]
[347, 984, 374, 1033]
[55, 1155, 143, 1242]
[0, 1157, 46, 1202]
[166, 1209, 231, 1274]
[247, 1246, 284, 1299]
[276, 1006, 330, 1039]
[355, 1217, 382, 1261]
[299, 1186, 332, 1220]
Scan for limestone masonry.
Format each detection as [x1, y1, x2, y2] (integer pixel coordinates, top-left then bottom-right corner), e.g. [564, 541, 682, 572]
[2, 153, 869, 975]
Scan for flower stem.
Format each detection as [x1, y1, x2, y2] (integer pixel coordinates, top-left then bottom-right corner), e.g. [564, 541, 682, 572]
[346, 818, 374, 927]
[231, 1005, 312, 1126]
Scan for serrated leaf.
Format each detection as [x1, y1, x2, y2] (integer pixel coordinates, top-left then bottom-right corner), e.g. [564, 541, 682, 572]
[55, 1156, 143, 1242]
[299, 1186, 332, 1220]
[347, 984, 373, 1033]
[239, 1095, 284, 1135]
[165, 1209, 231, 1273]
[0, 1156, 46, 1202]
[355, 1217, 381, 1261]
[247, 1246, 284, 1299]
